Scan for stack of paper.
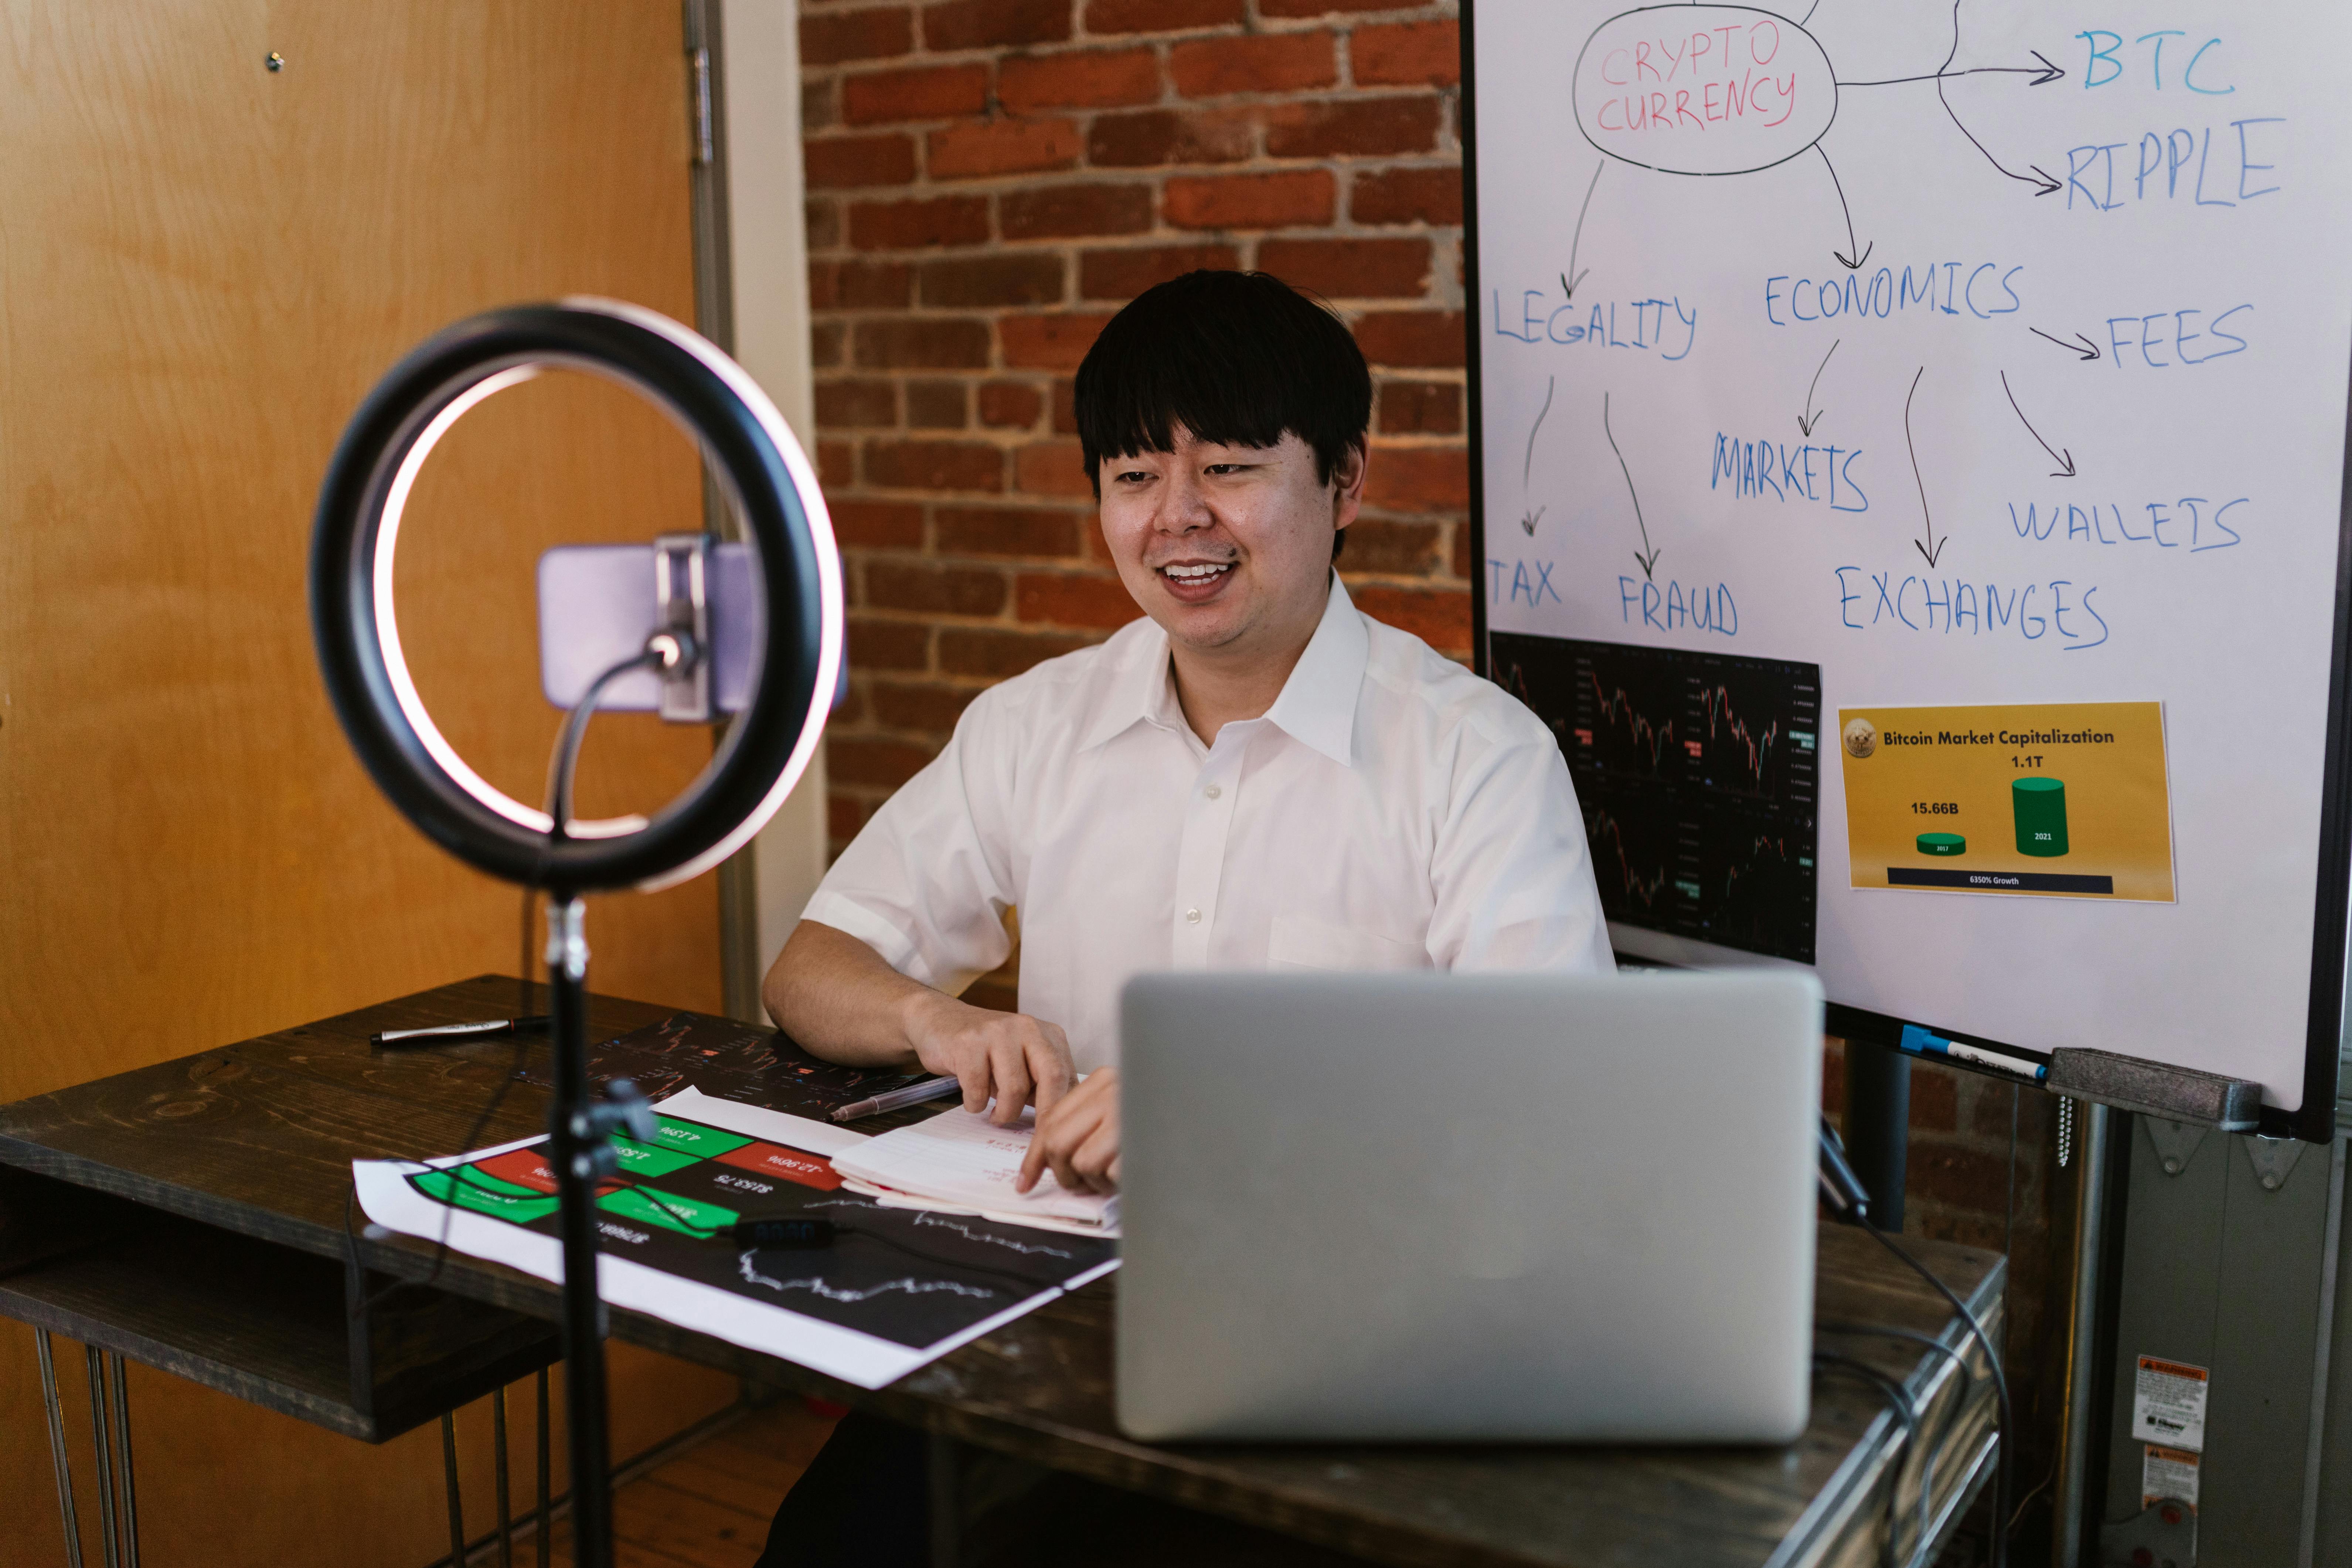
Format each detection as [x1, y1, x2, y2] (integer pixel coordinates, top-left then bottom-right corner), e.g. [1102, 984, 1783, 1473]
[830, 1106, 1119, 1237]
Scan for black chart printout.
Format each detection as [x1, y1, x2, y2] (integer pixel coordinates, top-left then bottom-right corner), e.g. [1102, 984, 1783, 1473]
[399, 1103, 1110, 1350]
[1493, 632, 1821, 962]
[357, 1018, 1116, 1388]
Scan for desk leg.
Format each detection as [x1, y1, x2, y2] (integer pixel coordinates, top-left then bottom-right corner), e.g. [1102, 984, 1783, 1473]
[443, 1411, 467, 1567]
[927, 1431, 960, 1568]
[1845, 1038, 1911, 1233]
[108, 1350, 139, 1568]
[493, 1385, 513, 1568]
[535, 1370, 551, 1568]
[85, 1346, 119, 1568]
[33, 1329, 83, 1568]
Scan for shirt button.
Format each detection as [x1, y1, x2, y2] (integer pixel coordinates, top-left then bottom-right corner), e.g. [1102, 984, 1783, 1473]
[1185, 908, 1202, 924]
[1204, 784, 1222, 799]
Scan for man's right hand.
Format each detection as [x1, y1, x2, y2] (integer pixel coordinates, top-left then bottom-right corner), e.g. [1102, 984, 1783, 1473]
[902, 992, 1075, 1126]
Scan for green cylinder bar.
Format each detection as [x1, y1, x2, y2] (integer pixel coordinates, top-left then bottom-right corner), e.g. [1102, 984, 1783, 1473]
[2013, 777, 2069, 857]
[1916, 832, 1965, 857]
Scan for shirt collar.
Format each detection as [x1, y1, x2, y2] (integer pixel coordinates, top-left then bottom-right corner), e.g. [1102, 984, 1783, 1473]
[1076, 574, 1366, 768]
[1261, 574, 1366, 767]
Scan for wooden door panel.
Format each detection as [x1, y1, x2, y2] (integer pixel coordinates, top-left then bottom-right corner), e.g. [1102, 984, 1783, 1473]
[0, 6, 744, 1562]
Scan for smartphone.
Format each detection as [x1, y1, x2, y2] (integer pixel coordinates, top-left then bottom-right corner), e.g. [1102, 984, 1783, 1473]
[535, 542, 763, 713]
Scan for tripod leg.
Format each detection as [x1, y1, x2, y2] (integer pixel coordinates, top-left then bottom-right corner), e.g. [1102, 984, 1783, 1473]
[547, 896, 615, 1568]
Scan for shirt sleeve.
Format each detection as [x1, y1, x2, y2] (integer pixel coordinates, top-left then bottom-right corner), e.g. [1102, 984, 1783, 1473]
[1425, 730, 1615, 974]
[801, 692, 1019, 996]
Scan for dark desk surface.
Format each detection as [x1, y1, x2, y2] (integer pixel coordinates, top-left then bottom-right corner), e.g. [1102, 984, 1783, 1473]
[0, 976, 2002, 1568]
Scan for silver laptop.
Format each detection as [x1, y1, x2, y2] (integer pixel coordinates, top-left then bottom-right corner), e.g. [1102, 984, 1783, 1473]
[1116, 969, 1823, 1443]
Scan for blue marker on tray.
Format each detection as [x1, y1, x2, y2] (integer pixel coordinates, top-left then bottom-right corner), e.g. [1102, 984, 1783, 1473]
[1898, 1023, 2048, 1084]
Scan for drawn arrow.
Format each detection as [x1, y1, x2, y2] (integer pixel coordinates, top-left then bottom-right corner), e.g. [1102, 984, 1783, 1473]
[1520, 374, 1555, 535]
[1906, 367, 1948, 568]
[1560, 161, 1603, 303]
[1936, 4, 2063, 196]
[2001, 370, 2078, 478]
[1604, 391, 1661, 580]
[1522, 376, 1553, 488]
[2029, 327, 2101, 362]
[1796, 339, 1838, 437]
[1815, 146, 1873, 269]
[1840, 50, 2065, 88]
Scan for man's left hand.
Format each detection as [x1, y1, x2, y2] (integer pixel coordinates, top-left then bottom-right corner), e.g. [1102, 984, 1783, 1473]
[1017, 1067, 1119, 1196]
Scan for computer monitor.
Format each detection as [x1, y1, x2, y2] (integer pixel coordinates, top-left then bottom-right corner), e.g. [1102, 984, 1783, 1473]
[1489, 633, 1821, 970]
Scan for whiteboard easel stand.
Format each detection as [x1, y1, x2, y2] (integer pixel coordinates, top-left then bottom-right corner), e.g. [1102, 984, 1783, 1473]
[1843, 1038, 1910, 1232]
[2052, 1099, 2121, 1568]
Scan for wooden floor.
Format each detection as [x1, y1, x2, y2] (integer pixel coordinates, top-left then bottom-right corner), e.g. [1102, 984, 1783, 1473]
[543, 1398, 840, 1568]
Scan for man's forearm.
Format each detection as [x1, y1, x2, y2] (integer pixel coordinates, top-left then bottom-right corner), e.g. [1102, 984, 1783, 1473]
[762, 919, 949, 1068]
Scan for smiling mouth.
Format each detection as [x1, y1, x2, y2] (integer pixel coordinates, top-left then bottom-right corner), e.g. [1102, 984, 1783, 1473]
[1159, 562, 1233, 581]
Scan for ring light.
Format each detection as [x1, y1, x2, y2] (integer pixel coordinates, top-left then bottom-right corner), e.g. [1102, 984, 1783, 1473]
[311, 299, 842, 1568]
[310, 297, 843, 895]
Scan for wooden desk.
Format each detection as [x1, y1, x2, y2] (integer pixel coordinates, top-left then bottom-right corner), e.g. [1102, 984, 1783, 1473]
[0, 977, 2004, 1568]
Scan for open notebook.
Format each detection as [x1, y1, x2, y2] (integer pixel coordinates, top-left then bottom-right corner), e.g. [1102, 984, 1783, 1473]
[831, 1105, 1119, 1237]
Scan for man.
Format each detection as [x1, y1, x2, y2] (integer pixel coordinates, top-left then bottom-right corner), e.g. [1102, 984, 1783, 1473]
[755, 271, 1610, 1564]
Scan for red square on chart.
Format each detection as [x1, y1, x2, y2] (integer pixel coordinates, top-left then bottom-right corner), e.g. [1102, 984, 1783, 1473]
[714, 1141, 843, 1191]
[479, 1148, 559, 1194]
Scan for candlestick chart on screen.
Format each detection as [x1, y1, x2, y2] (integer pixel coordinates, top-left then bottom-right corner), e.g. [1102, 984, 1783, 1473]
[1492, 633, 1820, 962]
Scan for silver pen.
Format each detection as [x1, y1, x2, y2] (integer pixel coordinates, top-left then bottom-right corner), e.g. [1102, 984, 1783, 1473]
[370, 1016, 550, 1049]
[829, 1075, 962, 1123]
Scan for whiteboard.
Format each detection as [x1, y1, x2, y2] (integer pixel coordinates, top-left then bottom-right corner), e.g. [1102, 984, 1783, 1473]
[1464, 0, 2352, 1132]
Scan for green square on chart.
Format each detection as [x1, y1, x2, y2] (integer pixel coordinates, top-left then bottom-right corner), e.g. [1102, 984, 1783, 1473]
[645, 1116, 753, 1158]
[416, 1168, 560, 1223]
[607, 1136, 701, 1177]
[598, 1185, 740, 1237]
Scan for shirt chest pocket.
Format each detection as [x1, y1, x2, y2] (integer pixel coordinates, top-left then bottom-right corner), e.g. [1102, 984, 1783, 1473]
[1267, 914, 1429, 973]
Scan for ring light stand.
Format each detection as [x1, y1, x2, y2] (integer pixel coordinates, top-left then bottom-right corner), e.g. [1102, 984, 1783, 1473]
[311, 299, 842, 1568]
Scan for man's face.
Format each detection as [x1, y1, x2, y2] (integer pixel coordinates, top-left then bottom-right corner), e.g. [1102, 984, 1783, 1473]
[1097, 428, 1364, 661]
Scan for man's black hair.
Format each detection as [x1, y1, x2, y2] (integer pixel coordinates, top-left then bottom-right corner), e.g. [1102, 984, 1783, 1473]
[1073, 271, 1372, 557]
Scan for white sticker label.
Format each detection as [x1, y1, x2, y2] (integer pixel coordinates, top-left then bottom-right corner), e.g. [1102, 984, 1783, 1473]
[2141, 1444, 2200, 1509]
[2133, 1357, 2210, 1453]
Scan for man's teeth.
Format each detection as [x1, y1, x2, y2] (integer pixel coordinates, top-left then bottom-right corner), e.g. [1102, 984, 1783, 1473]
[1162, 563, 1232, 579]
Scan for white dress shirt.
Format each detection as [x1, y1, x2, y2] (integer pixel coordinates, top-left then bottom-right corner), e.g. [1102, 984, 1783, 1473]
[805, 575, 1613, 1070]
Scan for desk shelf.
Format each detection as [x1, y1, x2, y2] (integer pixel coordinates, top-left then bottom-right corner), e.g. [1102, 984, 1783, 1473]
[0, 1173, 555, 1442]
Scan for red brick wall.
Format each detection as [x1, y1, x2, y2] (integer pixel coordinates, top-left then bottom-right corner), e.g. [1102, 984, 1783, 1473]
[797, 20, 2060, 1530]
[799, 0, 1471, 853]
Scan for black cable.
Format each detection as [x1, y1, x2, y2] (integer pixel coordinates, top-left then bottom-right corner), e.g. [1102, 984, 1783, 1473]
[546, 649, 665, 846]
[1857, 1212, 2013, 1568]
[2006, 1456, 2061, 1537]
[344, 647, 656, 1317]
[845, 1222, 1067, 1292]
[1814, 1352, 1921, 1568]
[1822, 1323, 1975, 1407]
[647, 1192, 1069, 1294]
[1821, 1323, 1981, 1560]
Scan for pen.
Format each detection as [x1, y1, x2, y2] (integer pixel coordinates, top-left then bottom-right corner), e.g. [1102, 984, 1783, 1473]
[1897, 1023, 2047, 1084]
[829, 1075, 962, 1123]
[370, 1016, 551, 1049]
